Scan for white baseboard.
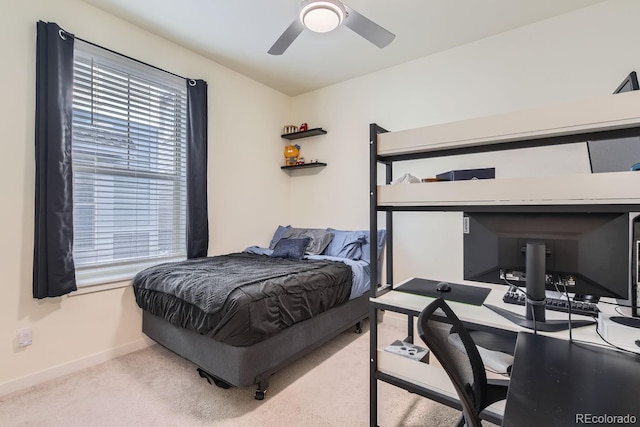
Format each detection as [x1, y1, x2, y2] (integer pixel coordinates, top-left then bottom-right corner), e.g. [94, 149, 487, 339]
[0, 337, 153, 397]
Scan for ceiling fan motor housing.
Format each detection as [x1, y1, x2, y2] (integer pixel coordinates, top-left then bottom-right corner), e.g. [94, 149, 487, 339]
[299, 0, 346, 33]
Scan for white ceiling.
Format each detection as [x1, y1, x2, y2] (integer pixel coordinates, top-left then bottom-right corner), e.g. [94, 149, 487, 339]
[82, 0, 606, 96]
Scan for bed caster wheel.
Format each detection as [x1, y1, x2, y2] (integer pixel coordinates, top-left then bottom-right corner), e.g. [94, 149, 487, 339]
[255, 379, 269, 400]
[355, 321, 363, 334]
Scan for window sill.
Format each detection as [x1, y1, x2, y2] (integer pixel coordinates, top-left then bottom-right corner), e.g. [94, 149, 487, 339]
[69, 280, 132, 297]
[70, 256, 185, 296]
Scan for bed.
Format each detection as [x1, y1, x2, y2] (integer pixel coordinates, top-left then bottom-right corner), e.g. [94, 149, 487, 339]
[132, 226, 385, 399]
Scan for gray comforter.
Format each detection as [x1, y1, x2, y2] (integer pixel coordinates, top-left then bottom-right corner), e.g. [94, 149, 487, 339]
[132, 252, 352, 346]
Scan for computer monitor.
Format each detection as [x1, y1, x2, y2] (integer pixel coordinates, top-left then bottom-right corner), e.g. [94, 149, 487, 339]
[614, 71, 640, 93]
[588, 71, 640, 173]
[463, 211, 632, 331]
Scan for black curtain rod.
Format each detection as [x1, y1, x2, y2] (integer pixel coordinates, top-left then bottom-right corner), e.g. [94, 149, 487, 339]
[45, 21, 188, 81]
[75, 36, 188, 81]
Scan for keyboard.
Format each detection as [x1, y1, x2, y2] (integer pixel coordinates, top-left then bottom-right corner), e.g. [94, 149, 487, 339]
[502, 289, 599, 317]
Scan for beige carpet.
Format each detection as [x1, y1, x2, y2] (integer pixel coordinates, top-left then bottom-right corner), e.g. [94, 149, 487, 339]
[0, 321, 493, 426]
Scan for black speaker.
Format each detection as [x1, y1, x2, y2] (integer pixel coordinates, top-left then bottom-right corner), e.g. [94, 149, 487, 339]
[633, 215, 640, 318]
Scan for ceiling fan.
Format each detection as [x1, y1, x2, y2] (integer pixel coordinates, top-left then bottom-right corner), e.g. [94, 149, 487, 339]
[268, 0, 395, 55]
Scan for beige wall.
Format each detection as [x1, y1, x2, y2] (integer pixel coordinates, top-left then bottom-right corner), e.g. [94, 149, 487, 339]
[288, 0, 640, 283]
[0, 0, 290, 392]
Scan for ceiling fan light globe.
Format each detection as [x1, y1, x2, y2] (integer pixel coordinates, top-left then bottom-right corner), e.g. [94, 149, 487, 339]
[299, 0, 345, 33]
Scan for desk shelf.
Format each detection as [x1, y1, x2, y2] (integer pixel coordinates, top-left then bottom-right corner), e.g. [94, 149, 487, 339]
[378, 350, 455, 398]
[378, 171, 640, 208]
[377, 349, 505, 421]
[376, 91, 640, 159]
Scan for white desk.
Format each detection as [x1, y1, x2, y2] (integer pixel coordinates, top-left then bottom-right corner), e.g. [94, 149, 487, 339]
[371, 278, 633, 345]
[370, 278, 640, 426]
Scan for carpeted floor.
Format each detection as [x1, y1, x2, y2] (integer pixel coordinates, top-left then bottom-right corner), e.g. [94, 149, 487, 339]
[0, 320, 493, 426]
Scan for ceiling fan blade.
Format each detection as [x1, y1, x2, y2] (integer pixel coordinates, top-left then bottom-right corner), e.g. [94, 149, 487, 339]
[268, 19, 305, 55]
[343, 5, 395, 48]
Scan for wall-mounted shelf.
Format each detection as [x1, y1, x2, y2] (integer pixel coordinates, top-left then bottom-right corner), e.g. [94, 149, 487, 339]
[281, 162, 327, 171]
[281, 128, 327, 140]
[281, 127, 327, 171]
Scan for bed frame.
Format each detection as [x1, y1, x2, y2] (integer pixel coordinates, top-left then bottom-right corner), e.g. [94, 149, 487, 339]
[142, 292, 369, 399]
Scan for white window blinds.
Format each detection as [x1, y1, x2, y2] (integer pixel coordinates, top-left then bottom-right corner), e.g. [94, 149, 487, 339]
[72, 40, 187, 285]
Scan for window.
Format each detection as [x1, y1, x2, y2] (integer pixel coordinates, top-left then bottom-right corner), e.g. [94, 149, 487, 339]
[71, 40, 187, 286]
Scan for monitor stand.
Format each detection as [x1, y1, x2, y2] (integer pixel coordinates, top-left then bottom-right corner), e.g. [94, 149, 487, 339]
[484, 241, 595, 332]
[483, 304, 595, 332]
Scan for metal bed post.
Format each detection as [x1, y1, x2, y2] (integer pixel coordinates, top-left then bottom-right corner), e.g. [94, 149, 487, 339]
[369, 123, 379, 427]
[385, 164, 393, 287]
[369, 123, 390, 427]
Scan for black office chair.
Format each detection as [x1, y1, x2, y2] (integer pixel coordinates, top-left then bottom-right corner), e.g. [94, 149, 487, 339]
[417, 298, 508, 427]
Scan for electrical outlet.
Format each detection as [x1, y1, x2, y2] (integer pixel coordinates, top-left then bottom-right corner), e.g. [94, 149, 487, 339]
[17, 327, 32, 347]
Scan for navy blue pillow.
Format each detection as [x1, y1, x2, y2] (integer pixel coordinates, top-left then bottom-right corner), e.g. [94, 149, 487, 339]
[272, 237, 310, 260]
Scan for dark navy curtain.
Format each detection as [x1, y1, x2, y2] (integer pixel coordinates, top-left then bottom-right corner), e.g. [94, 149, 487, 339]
[33, 21, 77, 298]
[186, 79, 209, 258]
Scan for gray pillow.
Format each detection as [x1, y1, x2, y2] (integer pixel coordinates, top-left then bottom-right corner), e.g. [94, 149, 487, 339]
[281, 227, 307, 239]
[269, 225, 291, 249]
[281, 228, 334, 255]
[301, 229, 334, 255]
[271, 237, 310, 260]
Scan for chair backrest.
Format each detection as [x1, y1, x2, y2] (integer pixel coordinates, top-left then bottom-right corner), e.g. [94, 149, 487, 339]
[417, 298, 488, 427]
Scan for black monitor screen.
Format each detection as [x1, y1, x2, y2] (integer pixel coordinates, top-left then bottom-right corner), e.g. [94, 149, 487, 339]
[588, 71, 640, 173]
[463, 212, 629, 299]
[614, 71, 640, 94]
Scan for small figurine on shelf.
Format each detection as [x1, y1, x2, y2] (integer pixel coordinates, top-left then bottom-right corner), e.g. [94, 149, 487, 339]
[299, 123, 308, 132]
[283, 125, 298, 134]
[284, 144, 300, 166]
[296, 156, 305, 166]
